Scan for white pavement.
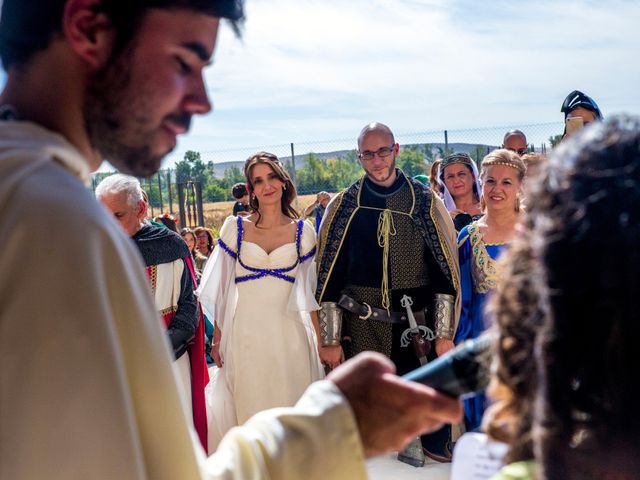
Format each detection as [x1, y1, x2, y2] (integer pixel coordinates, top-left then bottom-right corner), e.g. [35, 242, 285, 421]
[367, 453, 451, 479]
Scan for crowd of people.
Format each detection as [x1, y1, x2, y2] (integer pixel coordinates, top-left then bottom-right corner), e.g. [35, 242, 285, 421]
[92, 89, 605, 472]
[1, 1, 636, 480]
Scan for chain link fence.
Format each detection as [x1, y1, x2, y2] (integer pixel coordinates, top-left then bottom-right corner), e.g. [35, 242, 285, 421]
[91, 121, 562, 232]
[197, 121, 560, 194]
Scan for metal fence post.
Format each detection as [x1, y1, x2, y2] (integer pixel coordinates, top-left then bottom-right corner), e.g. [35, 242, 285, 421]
[157, 172, 163, 213]
[147, 178, 155, 218]
[195, 181, 205, 227]
[167, 170, 173, 214]
[444, 130, 449, 156]
[290, 142, 297, 186]
[177, 182, 186, 229]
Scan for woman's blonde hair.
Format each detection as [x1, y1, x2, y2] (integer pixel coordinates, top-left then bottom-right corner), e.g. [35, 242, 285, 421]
[480, 149, 526, 211]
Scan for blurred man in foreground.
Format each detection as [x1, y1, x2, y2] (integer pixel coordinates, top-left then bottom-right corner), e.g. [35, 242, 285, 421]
[0, 1, 461, 479]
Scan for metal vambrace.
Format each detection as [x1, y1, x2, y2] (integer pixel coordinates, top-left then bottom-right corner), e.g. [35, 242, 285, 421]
[434, 293, 455, 340]
[319, 301, 343, 346]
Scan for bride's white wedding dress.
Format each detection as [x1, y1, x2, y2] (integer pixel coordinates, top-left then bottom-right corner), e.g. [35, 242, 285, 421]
[197, 216, 324, 452]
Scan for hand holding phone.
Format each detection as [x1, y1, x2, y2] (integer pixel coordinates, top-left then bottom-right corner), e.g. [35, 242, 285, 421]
[565, 116, 584, 136]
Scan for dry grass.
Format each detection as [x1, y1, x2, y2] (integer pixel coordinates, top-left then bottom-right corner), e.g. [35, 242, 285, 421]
[202, 194, 319, 237]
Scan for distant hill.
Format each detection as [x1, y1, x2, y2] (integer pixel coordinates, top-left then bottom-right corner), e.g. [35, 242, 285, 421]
[209, 142, 497, 177]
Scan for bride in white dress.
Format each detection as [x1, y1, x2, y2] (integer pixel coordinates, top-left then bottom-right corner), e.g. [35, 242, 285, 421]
[197, 152, 324, 452]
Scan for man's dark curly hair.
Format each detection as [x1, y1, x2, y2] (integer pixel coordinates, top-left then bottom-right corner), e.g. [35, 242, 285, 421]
[485, 115, 640, 479]
[0, 0, 244, 69]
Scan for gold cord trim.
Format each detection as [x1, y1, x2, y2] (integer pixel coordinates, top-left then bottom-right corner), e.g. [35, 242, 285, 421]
[376, 209, 396, 313]
[318, 181, 360, 303]
[468, 222, 503, 294]
[319, 172, 417, 309]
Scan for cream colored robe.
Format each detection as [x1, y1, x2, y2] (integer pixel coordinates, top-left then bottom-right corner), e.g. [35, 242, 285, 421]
[0, 121, 366, 480]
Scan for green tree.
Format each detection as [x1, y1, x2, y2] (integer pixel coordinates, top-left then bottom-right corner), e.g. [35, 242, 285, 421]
[296, 153, 330, 194]
[175, 150, 214, 187]
[549, 134, 563, 148]
[326, 157, 362, 190]
[175, 159, 192, 183]
[468, 145, 488, 163]
[342, 150, 359, 165]
[203, 181, 227, 202]
[396, 147, 427, 177]
[422, 144, 436, 163]
[184, 150, 200, 162]
[223, 166, 244, 188]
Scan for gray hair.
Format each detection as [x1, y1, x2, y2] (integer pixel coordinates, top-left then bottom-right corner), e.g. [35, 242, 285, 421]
[95, 174, 143, 207]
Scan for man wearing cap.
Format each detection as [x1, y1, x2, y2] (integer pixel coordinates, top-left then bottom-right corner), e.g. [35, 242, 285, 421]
[0, 1, 462, 479]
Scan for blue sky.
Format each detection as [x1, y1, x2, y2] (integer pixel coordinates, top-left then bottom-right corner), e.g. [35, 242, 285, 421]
[169, 0, 639, 167]
[2, 0, 639, 169]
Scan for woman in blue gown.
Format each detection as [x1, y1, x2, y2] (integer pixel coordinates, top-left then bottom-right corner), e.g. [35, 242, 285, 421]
[455, 149, 526, 431]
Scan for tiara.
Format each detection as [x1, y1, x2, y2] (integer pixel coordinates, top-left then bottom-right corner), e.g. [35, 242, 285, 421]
[441, 153, 474, 170]
[481, 159, 526, 175]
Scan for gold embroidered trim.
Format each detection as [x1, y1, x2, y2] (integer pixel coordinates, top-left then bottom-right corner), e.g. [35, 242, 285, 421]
[429, 193, 461, 299]
[468, 222, 502, 294]
[160, 306, 177, 316]
[147, 265, 158, 294]
[318, 186, 357, 303]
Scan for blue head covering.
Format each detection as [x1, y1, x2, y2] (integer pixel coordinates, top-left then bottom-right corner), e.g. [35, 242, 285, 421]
[561, 90, 603, 120]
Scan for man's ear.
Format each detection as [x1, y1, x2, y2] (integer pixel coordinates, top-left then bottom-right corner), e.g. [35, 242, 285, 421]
[62, 0, 116, 69]
[137, 200, 148, 221]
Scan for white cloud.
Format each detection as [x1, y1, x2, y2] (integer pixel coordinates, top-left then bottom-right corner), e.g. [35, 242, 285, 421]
[167, 0, 639, 165]
[4, 0, 637, 169]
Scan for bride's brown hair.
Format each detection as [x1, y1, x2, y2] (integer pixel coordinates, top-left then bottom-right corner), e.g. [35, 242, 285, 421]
[244, 152, 299, 226]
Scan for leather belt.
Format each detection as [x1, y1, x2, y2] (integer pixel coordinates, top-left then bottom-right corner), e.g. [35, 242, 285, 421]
[338, 294, 426, 325]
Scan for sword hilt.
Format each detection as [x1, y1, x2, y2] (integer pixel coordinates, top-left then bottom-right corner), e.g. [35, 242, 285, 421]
[401, 294, 419, 330]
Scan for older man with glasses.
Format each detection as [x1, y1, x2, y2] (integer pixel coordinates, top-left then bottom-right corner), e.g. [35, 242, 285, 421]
[315, 122, 461, 465]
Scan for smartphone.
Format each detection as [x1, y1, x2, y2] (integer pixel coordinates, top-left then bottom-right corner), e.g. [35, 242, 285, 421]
[565, 116, 584, 136]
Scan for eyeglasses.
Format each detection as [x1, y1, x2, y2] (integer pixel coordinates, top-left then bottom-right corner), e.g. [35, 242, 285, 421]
[196, 234, 209, 240]
[358, 144, 395, 161]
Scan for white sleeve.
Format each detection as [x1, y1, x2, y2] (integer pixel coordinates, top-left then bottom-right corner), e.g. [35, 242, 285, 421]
[203, 381, 367, 480]
[2, 164, 205, 480]
[196, 216, 237, 329]
[288, 220, 320, 312]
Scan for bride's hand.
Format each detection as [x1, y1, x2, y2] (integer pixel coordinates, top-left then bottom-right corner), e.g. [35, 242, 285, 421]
[212, 343, 223, 368]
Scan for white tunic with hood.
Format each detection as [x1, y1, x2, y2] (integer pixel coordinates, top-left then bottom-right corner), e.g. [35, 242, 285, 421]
[0, 120, 366, 480]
